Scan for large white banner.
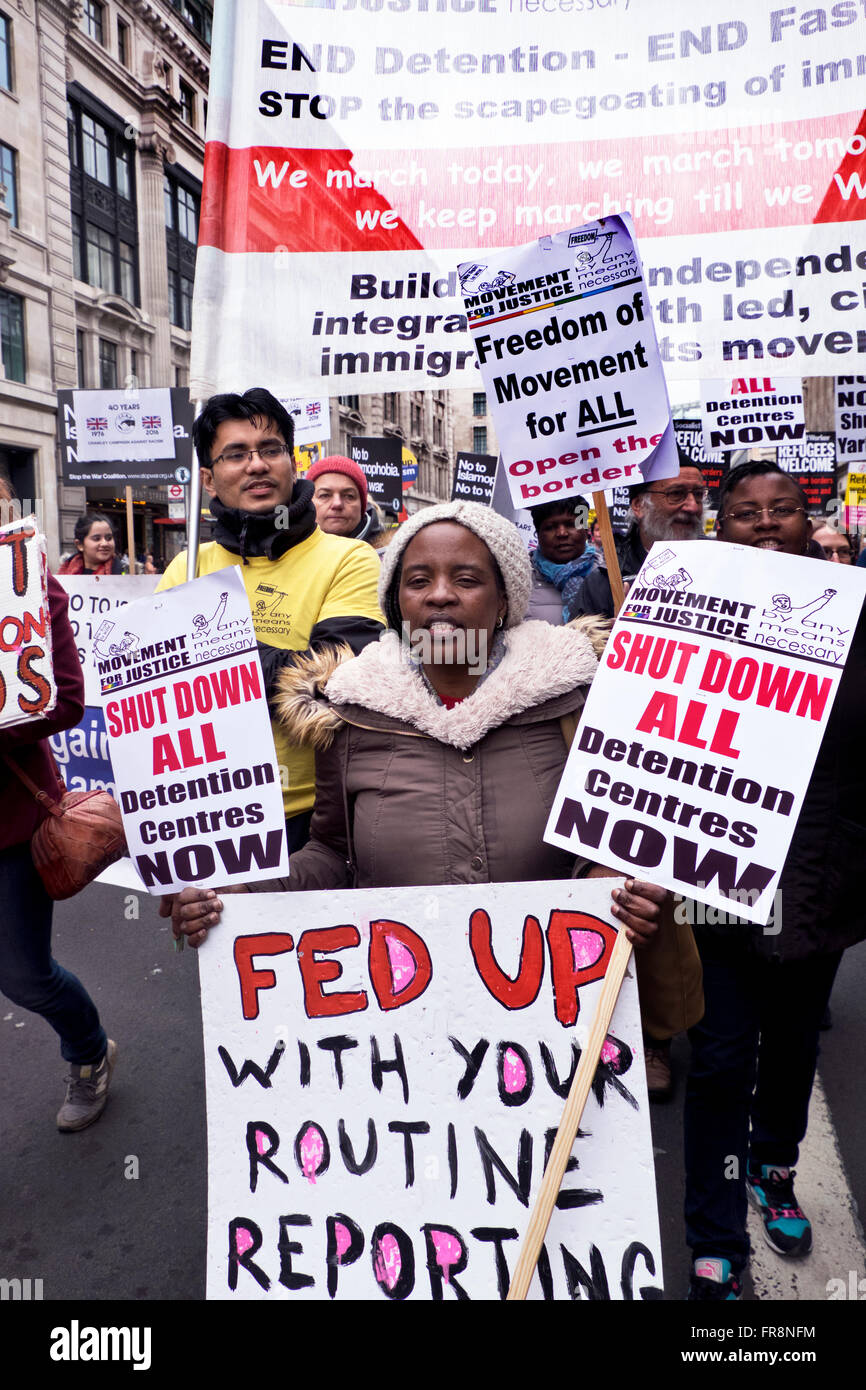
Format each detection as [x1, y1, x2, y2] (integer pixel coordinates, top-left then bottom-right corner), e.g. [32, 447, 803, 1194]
[545, 541, 866, 925]
[98, 569, 289, 894]
[199, 881, 662, 1301]
[192, 0, 866, 393]
[0, 517, 56, 729]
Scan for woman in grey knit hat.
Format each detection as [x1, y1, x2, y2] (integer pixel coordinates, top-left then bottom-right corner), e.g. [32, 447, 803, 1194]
[168, 501, 670, 946]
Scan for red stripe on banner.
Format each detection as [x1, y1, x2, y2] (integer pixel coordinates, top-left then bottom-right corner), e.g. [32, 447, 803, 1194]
[200, 143, 424, 253]
[200, 111, 866, 255]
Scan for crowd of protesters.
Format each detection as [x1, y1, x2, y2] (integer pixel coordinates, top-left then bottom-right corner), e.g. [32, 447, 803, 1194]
[2, 384, 863, 1303]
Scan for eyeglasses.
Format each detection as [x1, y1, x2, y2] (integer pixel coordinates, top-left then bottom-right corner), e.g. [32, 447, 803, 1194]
[821, 545, 852, 559]
[646, 486, 707, 505]
[210, 443, 288, 466]
[723, 504, 805, 523]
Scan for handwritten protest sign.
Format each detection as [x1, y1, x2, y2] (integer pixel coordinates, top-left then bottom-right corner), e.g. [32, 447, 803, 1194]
[835, 377, 866, 463]
[0, 517, 56, 729]
[452, 451, 497, 505]
[460, 216, 678, 510]
[199, 880, 662, 1301]
[546, 542, 866, 925]
[98, 569, 289, 894]
[52, 575, 159, 795]
[700, 376, 804, 451]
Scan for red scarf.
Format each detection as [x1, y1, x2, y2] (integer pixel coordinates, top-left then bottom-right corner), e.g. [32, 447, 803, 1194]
[57, 552, 117, 576]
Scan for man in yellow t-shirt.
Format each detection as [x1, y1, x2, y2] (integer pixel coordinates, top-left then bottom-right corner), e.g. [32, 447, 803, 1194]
[158, 387, 384, 850]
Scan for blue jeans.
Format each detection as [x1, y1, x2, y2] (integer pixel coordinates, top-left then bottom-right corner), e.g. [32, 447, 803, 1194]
[0, 842, 107, 1065]
[684, 936, 841, 1271]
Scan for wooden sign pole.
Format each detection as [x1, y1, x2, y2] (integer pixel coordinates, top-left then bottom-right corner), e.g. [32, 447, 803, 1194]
[507, 927, 633, 1300]
[125, 485, 136, 575]
[507, 487, 631, 1301]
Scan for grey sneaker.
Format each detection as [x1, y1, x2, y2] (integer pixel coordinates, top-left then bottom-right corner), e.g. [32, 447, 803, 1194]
[57, 1040, 117, 1132]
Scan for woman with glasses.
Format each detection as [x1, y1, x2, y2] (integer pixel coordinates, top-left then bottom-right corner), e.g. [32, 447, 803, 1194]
[811, 525, 854, 564]
[683, 462, 866, 1301]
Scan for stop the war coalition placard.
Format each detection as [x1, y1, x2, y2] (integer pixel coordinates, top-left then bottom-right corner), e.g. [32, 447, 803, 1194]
[199, 881, 662, 1301]
[460, 216, 678, 510]
[546, 543, 866, 925]
[99, 569, 289, 893]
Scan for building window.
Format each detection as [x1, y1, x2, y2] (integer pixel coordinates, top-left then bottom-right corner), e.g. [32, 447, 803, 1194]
[117, 18, 130, 68]
[68, 96, 139, 305]
[179, 80, 196, 127]
[473, 391, 487, 417]
[83, 0, 105, 46]
[473, 426, 488, 453]
[77, 330, 87, 387]
[99, 337, 117, 389]
[128, 348, 139, 388]
[0, 142, 16, 227]
[384, 393, 398, 423]
[0, 290, 25, 382]
[164, 168, 200, 328]
[0, 13, 12, 91]
[411, 403, 422, 436]
[170, 0, 213, 46]
[339, 395, 359, 411]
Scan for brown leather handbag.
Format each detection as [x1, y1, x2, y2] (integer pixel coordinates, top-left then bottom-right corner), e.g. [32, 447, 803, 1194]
[3, 755, 127, 900]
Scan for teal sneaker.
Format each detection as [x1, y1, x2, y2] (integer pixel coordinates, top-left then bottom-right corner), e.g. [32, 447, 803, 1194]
[688, 1257, 742, 1300]
[747, 1165, 812, 1256]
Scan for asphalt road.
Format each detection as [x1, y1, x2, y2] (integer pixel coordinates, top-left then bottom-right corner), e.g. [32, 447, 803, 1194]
[2, 878, 864, 1314]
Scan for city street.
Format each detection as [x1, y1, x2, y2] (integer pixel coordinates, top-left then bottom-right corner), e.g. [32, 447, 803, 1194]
[2, 873, 864, 1312]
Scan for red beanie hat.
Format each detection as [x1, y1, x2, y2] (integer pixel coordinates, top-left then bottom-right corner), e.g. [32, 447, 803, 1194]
[307, 455, 368, 511]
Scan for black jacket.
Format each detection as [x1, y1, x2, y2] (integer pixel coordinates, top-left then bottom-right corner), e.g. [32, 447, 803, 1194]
[569, 525, 648, 620]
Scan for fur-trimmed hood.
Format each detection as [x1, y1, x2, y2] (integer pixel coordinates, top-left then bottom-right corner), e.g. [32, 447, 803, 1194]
[276, 615, 608, 752]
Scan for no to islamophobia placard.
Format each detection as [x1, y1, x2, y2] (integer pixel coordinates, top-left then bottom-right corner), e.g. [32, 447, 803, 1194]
[98, 569, 289, 894]
[459, 216, 678, 510]
[199, 880, 662, 1301]
[0, 517, 56, 729]
[545, 541, 866, 925]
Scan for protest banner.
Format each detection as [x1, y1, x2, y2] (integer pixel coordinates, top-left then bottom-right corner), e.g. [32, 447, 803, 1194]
[700, 376, 805, 451]
[193, 0, 866, 395]
[349, 434, 404, 514]
[0, 517, 56, 729]
[280, 395, 331, 447]
[199, 880, 662, 1301]
[674, 419, 730, 510]
[460, 217, 679, 510]
[451, 450, 497, 504]
[58, 388, 194, 485]
[545, 542, 866, 925]
[604, 485, 633, 536]
[835, 376, 866, 462]
[52, 575, 159, 795]
[98, 569, 289, 894]
[777, 432, 837, 512]
[844, 471, 866, 530]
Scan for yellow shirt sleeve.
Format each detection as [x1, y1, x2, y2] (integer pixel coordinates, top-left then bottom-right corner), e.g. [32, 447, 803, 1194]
[314, 540, 385, 628]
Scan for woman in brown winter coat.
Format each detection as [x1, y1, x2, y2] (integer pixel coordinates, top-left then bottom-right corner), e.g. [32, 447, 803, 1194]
[169, 501, 668, 947]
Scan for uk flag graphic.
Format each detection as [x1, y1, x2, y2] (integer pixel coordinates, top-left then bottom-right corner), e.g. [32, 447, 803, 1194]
[87, 418, 108, 431]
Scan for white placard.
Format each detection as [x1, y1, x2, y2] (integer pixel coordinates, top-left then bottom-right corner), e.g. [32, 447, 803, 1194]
[0, 517, 56, 728]
[700, 376, 805, 451]
[98, 569, 289, 894]
[834, 376, 866, 463]
[71, 388, 175, 463]
[460, 216, 678, 510]
[546, 542, 866, 925]
[199, 881, 662, 1301]
[57, 575, 159, 705]
[280, 395, 331, 447]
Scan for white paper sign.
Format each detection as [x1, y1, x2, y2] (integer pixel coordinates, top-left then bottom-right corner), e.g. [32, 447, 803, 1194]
[98, 569, 289, 894]
[0, 517, 56, 729]
[460, 216, 678, 510]
[280, 395, 332, 447]
[700, 376, 804, 452]
[72, 388, 175, 463]
[835, 376, 866, 463]
[57, 575, 159, 705]
[546, 542, 866, 925]
[199, 881, 662, 1301]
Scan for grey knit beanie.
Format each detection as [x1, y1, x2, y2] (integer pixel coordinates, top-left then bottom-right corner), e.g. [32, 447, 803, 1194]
[379, 500, 531, 630]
